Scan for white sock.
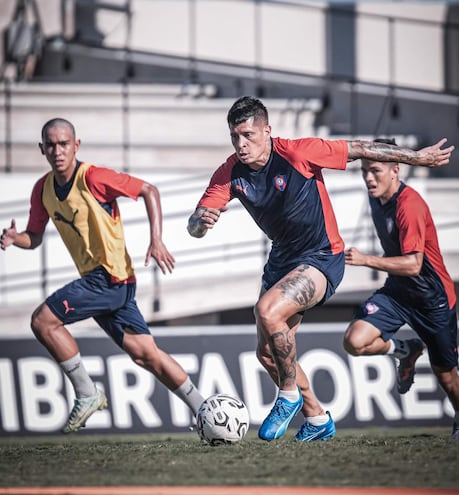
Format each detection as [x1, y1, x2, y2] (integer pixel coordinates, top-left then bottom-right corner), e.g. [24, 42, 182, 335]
[307, 413, 330, 426]
[60, 353, 96, 399]
[279, 388, 300, 403]
[388, 339, 409, 359]
[173, 376, 205, 415]
[386, 339, 396, 355]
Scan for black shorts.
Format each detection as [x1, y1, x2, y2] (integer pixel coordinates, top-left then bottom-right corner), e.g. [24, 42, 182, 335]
[46, 266, 151, 348]
[354, 289, 458, 369]
[262, 251, 345, 306]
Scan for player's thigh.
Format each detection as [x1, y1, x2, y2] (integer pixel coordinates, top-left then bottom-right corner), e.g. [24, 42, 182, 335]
[95, 290, 151, 349]
[31, 301, 65, 331]
[257, 264, 327, 318]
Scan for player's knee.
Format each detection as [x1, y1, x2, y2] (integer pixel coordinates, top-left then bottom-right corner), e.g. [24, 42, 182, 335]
[30, 305, 48, 338]
[432, 366, 458, 393]
[343, 331, 364, 356]
[254, 299, 280, 329]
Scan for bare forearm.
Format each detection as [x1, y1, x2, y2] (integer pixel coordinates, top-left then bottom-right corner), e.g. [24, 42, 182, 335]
[357, 253, 421, 277]
[14, 231, 42, 249]
[140, 183, 163, 243]
[348, 140, 416, 163]
[347, 139, 454, 168]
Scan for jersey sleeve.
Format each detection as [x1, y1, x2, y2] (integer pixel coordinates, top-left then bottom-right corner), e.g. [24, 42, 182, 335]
[274, 137, 348, 175]
[26, 175, 50, 234]
[396, 190, 427, 254]
[85, 165, 144, 202]
[197, 157, 235, 209]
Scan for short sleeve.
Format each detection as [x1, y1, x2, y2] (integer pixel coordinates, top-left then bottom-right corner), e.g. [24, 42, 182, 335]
[26, 175, 49, 234]
[85, 165, 144, 202]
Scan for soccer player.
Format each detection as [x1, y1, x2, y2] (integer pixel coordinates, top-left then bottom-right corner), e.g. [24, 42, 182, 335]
[187, 96, 454, 442]
[0, 118, 204, 433]
[343, 138, 459, 440]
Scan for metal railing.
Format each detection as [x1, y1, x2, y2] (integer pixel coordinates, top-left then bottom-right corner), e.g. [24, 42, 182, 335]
[1, 176, 458, 316]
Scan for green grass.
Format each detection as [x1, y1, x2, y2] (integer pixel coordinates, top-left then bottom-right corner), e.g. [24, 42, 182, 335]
[0, 428, 458, 488]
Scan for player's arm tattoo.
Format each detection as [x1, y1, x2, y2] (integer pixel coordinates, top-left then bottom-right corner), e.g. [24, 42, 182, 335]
[347, 140, 418, 164]
[270, 327, 296, 383]
[278, 265, 316, 309]
[187, 207, 208, 238]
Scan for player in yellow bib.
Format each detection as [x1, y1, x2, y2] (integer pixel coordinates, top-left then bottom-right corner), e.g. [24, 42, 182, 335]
[0, 118, 204, 433]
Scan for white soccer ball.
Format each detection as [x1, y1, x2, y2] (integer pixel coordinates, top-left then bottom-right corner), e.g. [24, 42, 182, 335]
[196, 393, 250, 446]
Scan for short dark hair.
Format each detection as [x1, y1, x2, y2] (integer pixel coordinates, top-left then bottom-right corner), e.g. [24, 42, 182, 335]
[41, 118, 76, 141]
[374, 137, 397, 146]
[227, 96, 269, 127]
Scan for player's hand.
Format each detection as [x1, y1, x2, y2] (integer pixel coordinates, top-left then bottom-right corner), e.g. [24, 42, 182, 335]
[199, 207, 227, 230]
[0, 219, 17, 251]
[145, 241, 175, 274]
[417, 138, 455, 168]
[345, 247, 367, 266]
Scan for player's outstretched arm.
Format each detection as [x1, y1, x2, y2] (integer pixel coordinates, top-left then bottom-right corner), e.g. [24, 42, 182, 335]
[347, 138, 455, 168]
[1, 219, 43, 250]
[345, 247, 423, 277]
[139, 182, 175, 274]
[187, 207, 225, 238]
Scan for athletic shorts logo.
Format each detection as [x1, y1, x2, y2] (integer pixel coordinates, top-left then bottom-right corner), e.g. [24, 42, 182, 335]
[365, 302, 379, 315]
[273, 175, 287, 192]
[63, 300, 75, 314]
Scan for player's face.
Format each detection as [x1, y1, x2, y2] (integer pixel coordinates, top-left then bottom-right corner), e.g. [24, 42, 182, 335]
[229, 117, 271, 169]
[39, 125, 80, 182]
[361, 160, 399, 204]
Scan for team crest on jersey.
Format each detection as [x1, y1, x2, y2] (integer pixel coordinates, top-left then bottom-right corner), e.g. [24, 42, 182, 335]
[273, 175, 287, 191]
[386, 218, 394, 234]
[365, 302, 379, 315]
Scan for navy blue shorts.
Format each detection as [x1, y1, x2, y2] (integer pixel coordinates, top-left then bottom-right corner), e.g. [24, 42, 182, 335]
[46, 266, 150, 348]
[262, 251, 345, 307]
[354, 289, 458, 369]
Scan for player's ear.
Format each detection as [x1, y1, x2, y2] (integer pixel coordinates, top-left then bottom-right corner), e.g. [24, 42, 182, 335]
[38, 143, 45, 155]
[74, 138, 81, 153]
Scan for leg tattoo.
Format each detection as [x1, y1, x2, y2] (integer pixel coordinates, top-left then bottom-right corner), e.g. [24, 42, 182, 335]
[278, 264, 316, 309]
[270, 328, 296, 386]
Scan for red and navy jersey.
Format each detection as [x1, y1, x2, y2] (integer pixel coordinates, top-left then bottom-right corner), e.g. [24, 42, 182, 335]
[197, 137, 348, 268]
[26, 162, 144, 235]
[370, 182, 456, 310]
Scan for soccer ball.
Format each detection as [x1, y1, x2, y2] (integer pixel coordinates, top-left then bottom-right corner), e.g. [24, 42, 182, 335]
[196, 393, 250, 446]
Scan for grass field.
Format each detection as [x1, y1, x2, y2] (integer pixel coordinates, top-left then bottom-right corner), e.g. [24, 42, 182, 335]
[0, 427, 458, 489]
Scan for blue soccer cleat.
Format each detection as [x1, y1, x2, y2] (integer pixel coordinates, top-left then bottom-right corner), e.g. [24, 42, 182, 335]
[295, 410, 336, 442]
[258, 391, 303, 441]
